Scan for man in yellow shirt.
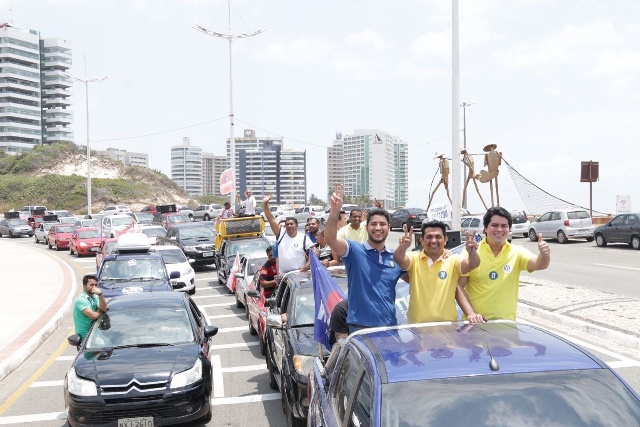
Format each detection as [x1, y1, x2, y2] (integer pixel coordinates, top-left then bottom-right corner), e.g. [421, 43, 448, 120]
[393, 220, 480, 323]
[458, 206, 551, 321]
[337, 209, 368, 243]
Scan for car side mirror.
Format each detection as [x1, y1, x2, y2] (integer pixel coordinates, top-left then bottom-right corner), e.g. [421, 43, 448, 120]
[266, 313, 283, 328]
[266, 297, 276, 309]
[67, 334, 82, 347]
[169, 271, 180, 279]
[247, 290, 259, 298]
[204, 325, 218, 339]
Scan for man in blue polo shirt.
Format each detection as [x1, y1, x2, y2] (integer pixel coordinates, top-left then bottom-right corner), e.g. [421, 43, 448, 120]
[325, 192, 403, 333]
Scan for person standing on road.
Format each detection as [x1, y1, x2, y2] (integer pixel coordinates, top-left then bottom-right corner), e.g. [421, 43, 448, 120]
[262, 193, 315, 274]
[73, 274, 108, 340]
[337, 209, 368, 243]
[459, 206, 551, 321]
[236, 189, 257, 215]
[325, 192, 404, 334]
[394, 220, 482, 323]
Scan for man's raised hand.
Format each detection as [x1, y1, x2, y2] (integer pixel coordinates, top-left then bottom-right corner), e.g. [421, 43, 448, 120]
[538, 233, 550, 256]
[398, 224, 413, 250]
[262, 192, 272, 205]
[465, 231, 478, 253]
[330, 192, 343, 211]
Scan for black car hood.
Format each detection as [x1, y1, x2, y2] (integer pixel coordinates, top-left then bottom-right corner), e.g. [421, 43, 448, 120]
[75, 345, 199, 386]
[288, 326, 328, 356]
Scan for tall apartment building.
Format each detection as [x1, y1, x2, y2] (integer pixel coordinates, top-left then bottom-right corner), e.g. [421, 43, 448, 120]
[171, 137, 203, 196]
[96, 148, 149, 168]
[227, 129, 307, 205]
[0, 23, 72, 154]
[202, 152, 227, 196]
[327, 129, 408, 208]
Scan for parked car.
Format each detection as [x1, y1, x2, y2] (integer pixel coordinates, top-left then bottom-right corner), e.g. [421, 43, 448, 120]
[177, 205, 194, 220]
[390, 208, 428, 231]
[529, 209, 595, 243]
[233, 255, 267, 309]
[277, 204, 296, 217]
[193, 204, 223, 221]
[594, 212, 640, 249]
[308, 321, 640, 427]
[153, 211, 191, 229]
[57, 216, 78, 225]
[156, 222, 217, 267]
[69, 227, 102, 257]
[294, 205, 325, 224]
[215, 235, 271, 285]
[137, 224, 167, 245]
[261, 205, 280, 221]
[0, 217, 33, 238]
[72, 218, 100, 229]
[151, 245, 196, 294]
[95, 238, 118, 270]
[96, 234, 179, 299]
[140, 204, 157, 214]
[47, 224, 75, 250]
[245, 270, 269, 355]
[126, 212, 154, 225]
[509, 208, 530, 238]
[83, 213, 106, 222]
[34, 222, 55, 244]
[264, 269, 349, 426]
[64, 291, 218, 427]
[98, 205, 131, 215]
[101, 214, 135, 238]
[49, 209, 74, 218]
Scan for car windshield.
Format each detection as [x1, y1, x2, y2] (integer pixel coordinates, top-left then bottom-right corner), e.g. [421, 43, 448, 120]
[511, 211, 527, 224]
[380, 369, 640, 426]
[180, 227, 214, 239]
[247, 257, 267, 276]
[78, 230, 100, 239]
[158, 249, 187, 264]
[104, 241, 118, 254]
[135, 213, 154, 222]
[568, 211, 590, 220]
[227, 239, 269, 257]
[407, 208, 425, 214]
[82, 220, 100, 227]
[99, 258, 166, 281]
[7, 219, 25, 226]
[167, 214, 189, 223]
[141, 227, 167, 238]
[113, 217, 134, 226]
[85, 305, 194, 349]
[56, 226, 75, 233]
[290, 275, 348, 327]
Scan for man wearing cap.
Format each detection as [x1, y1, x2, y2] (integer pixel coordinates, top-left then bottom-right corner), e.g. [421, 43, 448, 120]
[236, 189, 257, 215]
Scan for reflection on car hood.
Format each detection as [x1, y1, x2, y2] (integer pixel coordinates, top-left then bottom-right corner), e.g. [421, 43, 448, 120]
[75, 345, 199, 386]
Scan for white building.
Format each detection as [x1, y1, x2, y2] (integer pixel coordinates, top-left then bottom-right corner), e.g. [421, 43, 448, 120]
[171, 137, 202, 196]
[40, 37, 73, 144]
[202, 152, 227, 196]
[96, 148, 149, 168]
[327, 129, 408, 208]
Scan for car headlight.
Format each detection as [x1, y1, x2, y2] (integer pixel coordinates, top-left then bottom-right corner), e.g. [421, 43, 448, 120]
[66, 368, 97, 396]
[183, 246, 196, 252]
[293, 355, 315, 376]
[170, 359, 202, 388]
[183, 267, 194, 276]
[79, 242, 88, 247]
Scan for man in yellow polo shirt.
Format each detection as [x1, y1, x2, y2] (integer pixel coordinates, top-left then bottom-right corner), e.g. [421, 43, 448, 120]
[337, 208, 368, 243]
[393, 220, 480, 323]
[459, 206, 551, 321]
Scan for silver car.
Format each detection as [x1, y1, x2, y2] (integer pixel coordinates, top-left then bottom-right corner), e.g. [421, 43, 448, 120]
[529, 209, 595, 244]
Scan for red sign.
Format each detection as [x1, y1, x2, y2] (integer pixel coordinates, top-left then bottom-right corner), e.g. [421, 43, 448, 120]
[219, 168, 236, 195]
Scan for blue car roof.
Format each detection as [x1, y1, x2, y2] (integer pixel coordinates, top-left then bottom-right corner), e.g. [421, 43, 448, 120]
[355, 322, 603, 384]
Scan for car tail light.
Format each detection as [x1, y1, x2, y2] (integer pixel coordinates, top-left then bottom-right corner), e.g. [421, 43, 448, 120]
[409, 215, 417, 219]
[310, 212, 315, 216]
[564, 220, 570, 226]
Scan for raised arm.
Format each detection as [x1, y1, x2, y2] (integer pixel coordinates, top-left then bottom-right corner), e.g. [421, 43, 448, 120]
[528, 233, 551, 271]
[393, 224, 413, 270]
[261, 193, 281, 237]
[325, 192, 348, 257]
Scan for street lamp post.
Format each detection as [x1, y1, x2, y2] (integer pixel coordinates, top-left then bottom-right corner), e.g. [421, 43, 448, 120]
[461, 101, 474, 209]
[64, 58, 108, 215]
[195, 1, 264, 204]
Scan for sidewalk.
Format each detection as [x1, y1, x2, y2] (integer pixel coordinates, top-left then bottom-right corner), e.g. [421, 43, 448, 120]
[0, 239, 76, 381]
[0, 237, 638, 382]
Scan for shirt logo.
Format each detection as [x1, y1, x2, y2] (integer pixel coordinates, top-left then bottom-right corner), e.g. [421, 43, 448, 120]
[438, 271, 447, 280]
[489, 271, 498, 280]
[389, 261, 395, 268]
[294, 243, 299, 248]
[503, 265, 512, 273]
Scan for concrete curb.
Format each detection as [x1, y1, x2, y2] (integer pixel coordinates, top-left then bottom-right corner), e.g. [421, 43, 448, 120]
[518, 302, 640, 351]
[0, 250, 76, 382]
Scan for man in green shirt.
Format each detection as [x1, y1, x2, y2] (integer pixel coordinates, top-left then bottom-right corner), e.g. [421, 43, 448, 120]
[72, 274, 108, 340]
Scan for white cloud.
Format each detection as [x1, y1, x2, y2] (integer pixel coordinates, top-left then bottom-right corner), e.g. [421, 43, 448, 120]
[411, 31, 450, 58]
[345, 30, 390, 50]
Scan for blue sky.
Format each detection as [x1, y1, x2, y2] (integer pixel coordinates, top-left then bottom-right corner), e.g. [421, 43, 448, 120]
[7, 0, 639, 214]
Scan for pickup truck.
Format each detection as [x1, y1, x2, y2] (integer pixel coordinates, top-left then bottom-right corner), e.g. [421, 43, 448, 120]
[156, 222, 217, 267]
[293, 205, 325, 224]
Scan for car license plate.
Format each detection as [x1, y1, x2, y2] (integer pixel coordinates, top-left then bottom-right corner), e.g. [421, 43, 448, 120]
[117, 417, 154, 427]
[90, 247, 98, 252]
[202, 251, 213, 257]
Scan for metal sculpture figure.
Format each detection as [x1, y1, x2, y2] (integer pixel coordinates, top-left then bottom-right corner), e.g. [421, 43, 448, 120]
[426, 153, 453, 211]
[461, 149, 488, 210]
[475, 143, 502, 207]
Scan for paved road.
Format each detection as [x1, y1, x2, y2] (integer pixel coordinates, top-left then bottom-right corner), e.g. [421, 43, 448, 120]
[0, 234, 639, 426]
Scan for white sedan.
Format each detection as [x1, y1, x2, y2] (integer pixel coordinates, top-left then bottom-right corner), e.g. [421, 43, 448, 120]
[151, 246, 196, 295]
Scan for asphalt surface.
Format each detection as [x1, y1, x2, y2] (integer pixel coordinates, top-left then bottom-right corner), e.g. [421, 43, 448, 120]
[1, 234, 639, 385]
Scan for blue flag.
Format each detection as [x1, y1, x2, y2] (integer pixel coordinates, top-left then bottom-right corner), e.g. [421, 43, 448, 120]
[310, 251, 346, 350]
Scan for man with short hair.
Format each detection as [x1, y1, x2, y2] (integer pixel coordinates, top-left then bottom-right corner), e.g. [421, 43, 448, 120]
[337, 209, 368, 243]
[325, 192, 403, 333]
[236, 189, 257, 215]
[259, 247, 278, 297]
[73, 274, 108, 340]
[394, 220, 481, 323]
[306, 217, 320, 244]
[459, 206, 551, 321]
[263, 193, 315, 274]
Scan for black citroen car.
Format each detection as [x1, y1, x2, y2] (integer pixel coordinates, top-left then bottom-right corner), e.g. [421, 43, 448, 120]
[64, 292, 218, 427]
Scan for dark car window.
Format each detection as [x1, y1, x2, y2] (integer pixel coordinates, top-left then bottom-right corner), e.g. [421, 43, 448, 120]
[141, 227, 167, 238]
[349, 371, 372, 427]
[188, 298, 203, 328]
[100, 258, 166, 281]
[56, 225, 75, 233]
[539, 212, 551, 222]
[78, 230, 100, 239]
[379, 369, 640, 426]
[157, 249, 188, 264]
[511, 211, 527, 224]
[471, 218, 480, 227]
[625, 215, 638, 226]
[179, 227, 215, 239]
[567, 210, 590, 220]
[550, 212, 561, 221]
[331, 350, 365, 425]
[611, 215, 625, 226]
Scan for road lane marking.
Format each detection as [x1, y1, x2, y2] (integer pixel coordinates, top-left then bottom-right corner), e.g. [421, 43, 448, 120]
[211, 393, 280, 405]
[195, 277, 217, 282]
[221, 364, 266, 373]
[217, 326, 248, 333]
[211, 355, 224, 398]
[31, 380, 63, 388]
[0, 412, 67, 424]
[56, 355, 75, 361]
[199, 302, 234, 308]
[607, 360, 640, 368]
[0, 335, 70, 415]
[191, 294, 233, 299]
[210, 342, 259, 350]
[596, 263, 640, 271]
